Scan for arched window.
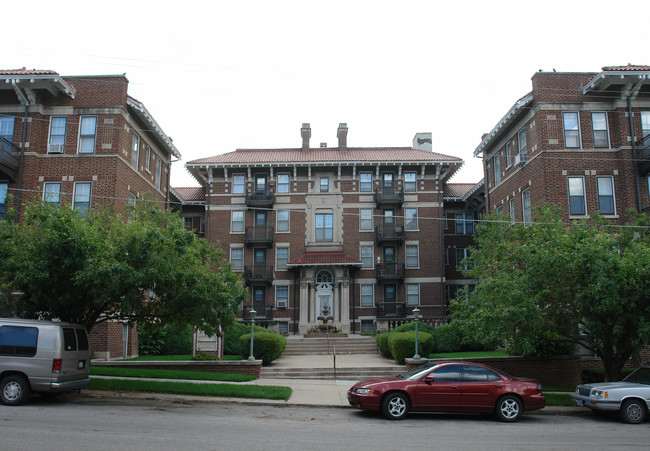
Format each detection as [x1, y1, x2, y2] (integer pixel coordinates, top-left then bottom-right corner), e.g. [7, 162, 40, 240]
[316, 270, 333, 284]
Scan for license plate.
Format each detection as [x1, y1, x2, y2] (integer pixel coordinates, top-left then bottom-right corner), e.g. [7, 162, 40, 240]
[575, 399, 583, 406]
[78, 360, 86, 370]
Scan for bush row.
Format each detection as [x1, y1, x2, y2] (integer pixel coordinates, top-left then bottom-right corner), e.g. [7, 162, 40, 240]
[238, 330, 287, 365]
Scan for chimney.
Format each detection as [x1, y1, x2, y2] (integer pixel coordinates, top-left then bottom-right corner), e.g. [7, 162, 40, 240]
[412, 132, 432, 152]
[301, 123, 311, 151]
[337, 123, 348, 150]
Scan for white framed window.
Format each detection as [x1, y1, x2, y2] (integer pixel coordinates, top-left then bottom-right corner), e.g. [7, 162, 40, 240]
[455, 213, 473, 234]
[456, 248, 468, 270]
[276, 210, 290, 232]
[563, 112, 581, 148]
[496, 205, 503, 215]
[73, 182, 91, 218]
[230, 248, 243, 271]
[505, 142, 512, 167]
[493, 153, 501, 185]
[233, 174, 245, 194]
[315, 213, 333, 242]
[517, 128, 527, 161]
[320, 177, 329, 193]
[360, 172, 372, 192]
[360, 319, 375, 332]
[48, 117, 66, 153]
[522, 188, 532, 224]
[642, 111, 650, 138]
[275, 286, 289, 309]
[276, 247, 289, 270]
[43, 182, 61, 205]
[360, 208, 373, 231]
[128, 192, 136, 208]
[231, 210, 244, 233]
[404, 208, 418, 231]
[360, 245, 374, 268]
[131, 132, 140, 168]
[0, 115, 15, 142]
[78, 116, 97, 154]
[360, 284, 374, 307]
[145, 145, 151, 171]
[592, 112, 609, 148]
[406, 283, 420, 306]
[405, 245, 419, 268]
[277, 173, 290, 193]
[184, 217, 193, 231]
[278, 321, 289, 334]
[568, 177, 586, 216]
[509, 198, 515, 224]
[154, 156, 162, 189]
[597, 176, 615, 215]
[404, 172, 417, 192]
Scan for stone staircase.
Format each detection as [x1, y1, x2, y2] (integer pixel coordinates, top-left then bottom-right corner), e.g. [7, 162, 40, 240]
[281, 336, 378, 356]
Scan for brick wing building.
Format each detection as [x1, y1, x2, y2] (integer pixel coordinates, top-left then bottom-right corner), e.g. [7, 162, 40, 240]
[0, 68, 181, 358]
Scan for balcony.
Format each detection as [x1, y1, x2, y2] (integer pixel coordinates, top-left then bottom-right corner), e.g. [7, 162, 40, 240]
[376, 302, 406, 318]
[637, 134, 650, 176]
[374, 187, 404, 208]
[375, 263, 406, 283]
[0, 138, 19, 182]
[375, 224, 405, 245]
[243, 265, 274, 285]
[246, 190, 274, 209]
[245, 226, 274, 247]
[241, 304, 273, 320]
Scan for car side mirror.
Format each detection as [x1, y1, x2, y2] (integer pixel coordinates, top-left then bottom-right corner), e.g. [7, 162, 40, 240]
[424, 375, 435, 384]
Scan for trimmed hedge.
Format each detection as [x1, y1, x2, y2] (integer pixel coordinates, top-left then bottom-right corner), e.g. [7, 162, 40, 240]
[388, 331, 433, 364]
[239, 331, 287, 365]
[431, 323, 463, 353]
[224, 323, 269, 356]
[376, 332, 392, 358]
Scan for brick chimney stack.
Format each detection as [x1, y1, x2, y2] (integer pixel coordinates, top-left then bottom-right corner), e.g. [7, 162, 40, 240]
[301, 123, 311, 151]
[337, 123, 348, 150]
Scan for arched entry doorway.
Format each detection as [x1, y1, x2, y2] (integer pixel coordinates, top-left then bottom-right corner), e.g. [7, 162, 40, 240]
[315, 270, 333, 318]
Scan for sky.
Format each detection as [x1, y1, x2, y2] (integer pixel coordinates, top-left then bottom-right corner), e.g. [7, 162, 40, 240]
[4, 0, 649, 188]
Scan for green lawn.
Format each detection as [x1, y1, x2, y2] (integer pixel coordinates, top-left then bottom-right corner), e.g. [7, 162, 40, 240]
[427, 351, 510, 359]
[544, 393, 574, 406]
[90, 366, 256, 382]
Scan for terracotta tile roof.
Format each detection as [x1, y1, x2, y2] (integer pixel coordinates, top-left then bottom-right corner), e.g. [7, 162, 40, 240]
[287, 251, 362, 267]
[602, 64, 650, 71]
[0, 68, 59, 76]
[444, 183, 477, 198]
[173, 187, 206, 202]
[188, 147, 461, 165]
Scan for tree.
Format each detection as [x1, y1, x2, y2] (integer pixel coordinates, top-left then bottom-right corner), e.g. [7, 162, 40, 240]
[450, 206, 650, 381]
[0, 201, 247, 335]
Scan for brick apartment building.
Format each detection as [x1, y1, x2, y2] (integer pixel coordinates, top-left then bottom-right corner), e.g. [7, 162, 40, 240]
[0, 68, 181, 358]
[474, 65, 650, 222]
[181, 124, 484, 335]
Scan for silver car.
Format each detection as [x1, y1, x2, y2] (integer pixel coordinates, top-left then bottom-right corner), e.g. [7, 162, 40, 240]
[570, 367, 650, 424]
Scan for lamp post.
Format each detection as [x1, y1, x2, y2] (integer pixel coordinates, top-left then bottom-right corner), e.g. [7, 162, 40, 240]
[248, 308, 257, 361]
[413, 308, 421, 359]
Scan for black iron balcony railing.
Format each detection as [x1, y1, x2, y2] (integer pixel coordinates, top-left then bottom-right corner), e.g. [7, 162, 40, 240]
[374, 187, 404, 208]
[375, 263, 406, 283]
[245, 226, 274, 247]
[376, 302, 406, 318]
[245, 190, 274, 209]
[375, 223, 405, 245]
[637, 133, 650, 176]
[243, 265, 274, 285]
[241, 304, 273, 320]
[0, 137, 19, 182]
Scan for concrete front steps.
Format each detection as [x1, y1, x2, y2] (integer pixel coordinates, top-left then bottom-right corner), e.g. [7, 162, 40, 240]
[281, 336, 378, 356]
[260, 365, 405, 380]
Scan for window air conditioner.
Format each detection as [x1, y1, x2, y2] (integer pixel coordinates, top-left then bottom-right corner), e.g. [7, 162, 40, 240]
[48, 144, 64, 154]
[276, 300, 288, 309]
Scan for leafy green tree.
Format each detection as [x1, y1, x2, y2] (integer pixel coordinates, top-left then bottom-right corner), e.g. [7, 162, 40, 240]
[451, 207, 650, 381]
[0, 201, 247, 335]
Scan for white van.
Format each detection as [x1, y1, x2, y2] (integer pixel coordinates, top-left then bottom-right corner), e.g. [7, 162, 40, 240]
[0, 318, 91, 405]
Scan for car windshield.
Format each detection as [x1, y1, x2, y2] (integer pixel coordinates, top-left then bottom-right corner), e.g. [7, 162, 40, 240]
[397, 363, 438, 380]
[622, 367, 650, 385]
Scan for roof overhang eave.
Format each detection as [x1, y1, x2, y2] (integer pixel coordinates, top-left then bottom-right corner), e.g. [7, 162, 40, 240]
[127, 97, 181, 159]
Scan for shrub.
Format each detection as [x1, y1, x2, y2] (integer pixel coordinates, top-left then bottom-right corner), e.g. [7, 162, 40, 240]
[388, 331, 433, 364]
[376, 332, 392, 358]
[139, 323, 193, 356]
[191, 351, 221, 361]
[239, 331, 287, 365]
[392, 321, 435, 336]
[431, 323, 463, 353]
[224, 322, 269, 356]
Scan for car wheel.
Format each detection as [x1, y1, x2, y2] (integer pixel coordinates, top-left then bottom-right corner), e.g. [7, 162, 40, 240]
[620, 399, 646, 424]
[495, 395, 522, 422]
[381, 392, 410, 420]
[1, 375, 31, 406]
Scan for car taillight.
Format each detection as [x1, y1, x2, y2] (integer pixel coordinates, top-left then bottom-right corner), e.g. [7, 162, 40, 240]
[52, 359, 62, 374]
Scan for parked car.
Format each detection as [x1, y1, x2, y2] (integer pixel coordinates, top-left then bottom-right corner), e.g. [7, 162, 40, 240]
[570, 367, 650, 424]
[347, 361, 545, 421]
[0, 318, 91, 406]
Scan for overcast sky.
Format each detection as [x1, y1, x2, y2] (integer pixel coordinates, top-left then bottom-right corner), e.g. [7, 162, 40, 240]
[4, 0, 649, 187]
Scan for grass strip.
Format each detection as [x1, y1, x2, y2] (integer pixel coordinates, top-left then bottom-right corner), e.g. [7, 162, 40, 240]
[90, 366, 256, 382]
[89, 378, 292, 400]
[543, 386, 574, 393]
[544, 393, 574, 406]
[427, 351, 510, 359]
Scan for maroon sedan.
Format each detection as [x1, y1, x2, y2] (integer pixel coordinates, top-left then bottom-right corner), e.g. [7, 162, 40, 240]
[348, 362, 545, 421]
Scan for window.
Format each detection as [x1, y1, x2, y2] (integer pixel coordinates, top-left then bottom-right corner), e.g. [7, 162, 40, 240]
[78, 116, 97, 154]
[200, 217, 205, 234]
[404, 172, 417, 192]
[455, 213, 474, 234]
[0, 183, 8, 219]
[184, 217, 193, 231]
[495, 205, 503, 215]
[360, 284, 374, 307]
[406, 283, 419, 306]
[0, 325, 38, 357]
[154, 156, 162, 189]
[360, 208, 373, 230]
[563, 112, 581, 148]
[145, 145, 151, 171]
[315, 213, 333, 242]
[360, 172, 372, 192]
[597, 176, 615, 215]
[276, 210, 290, 232]
[522, 188, 532, 224]
[233, 174, 245, 194]
[509, 198, 516, 224]
[131, 132, 140, 168]
[275, 286, 289, 308]
[230, 248, 243, 270]
[0, 116, 15, 142]
[277, 173, 290, 193]
[642, 111, 650, 139]
[568, 177, 586, 216]
[517, 128, 527, 161]
[320, 177, 329, 193]
[73, 182, 91, 218]
[431, 365, 462, 383]
[456, 248, 468, 270]
[231, 210, 244, 232]
[404, 208, 418, 231]
[406, 245, 419, 268]
[493, 153, 501, 185]
[276, 247, 289, 270]
[463, 365, 501, 382]
[505, 142, 512, 167]
[128, 192, 136, 222]
[360, 245, 374, 268]
[48, 117, 66, 153]
[360, 320, 374, 333]
[278, 322, 289, 334]
[592, 112, 609, 148]
[444, 248, 449, 265]
[43, 182, 61, 206]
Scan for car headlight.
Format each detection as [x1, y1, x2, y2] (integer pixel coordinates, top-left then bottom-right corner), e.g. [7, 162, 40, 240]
[591, 390, 608, 399]
[355, 388, 375, 395]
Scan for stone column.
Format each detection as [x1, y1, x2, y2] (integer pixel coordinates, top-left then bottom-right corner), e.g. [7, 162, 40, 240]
[341, 279, 350, 333]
